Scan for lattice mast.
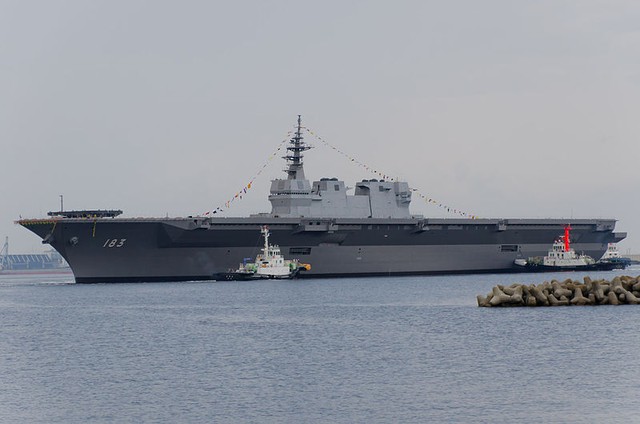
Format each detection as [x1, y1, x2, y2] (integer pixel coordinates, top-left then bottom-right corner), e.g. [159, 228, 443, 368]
[284, 115, 311, 180]
[0, 237, 8, 269]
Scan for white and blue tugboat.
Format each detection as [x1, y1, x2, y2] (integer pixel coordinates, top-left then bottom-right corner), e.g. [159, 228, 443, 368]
[596, 243, 631, 269]
[217, 226, 310, 280]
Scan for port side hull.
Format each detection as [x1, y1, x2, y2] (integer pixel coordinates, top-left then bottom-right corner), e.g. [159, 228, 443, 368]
[18, 217, 624, 283]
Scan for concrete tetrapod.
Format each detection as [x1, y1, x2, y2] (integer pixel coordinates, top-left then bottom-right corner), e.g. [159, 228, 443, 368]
[477, 276, 640, 307]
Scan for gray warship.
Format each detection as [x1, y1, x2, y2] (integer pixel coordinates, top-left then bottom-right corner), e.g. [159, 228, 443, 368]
[18, 117, 626, 283]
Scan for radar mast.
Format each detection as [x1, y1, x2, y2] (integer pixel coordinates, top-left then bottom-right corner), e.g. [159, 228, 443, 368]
[284, 115, 311, 180]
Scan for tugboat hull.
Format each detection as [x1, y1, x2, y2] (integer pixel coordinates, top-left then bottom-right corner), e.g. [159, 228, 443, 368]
[513, 262, 619, 273]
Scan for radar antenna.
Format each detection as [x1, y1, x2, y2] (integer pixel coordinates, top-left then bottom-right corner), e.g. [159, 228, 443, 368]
[284, 115, 311, 180]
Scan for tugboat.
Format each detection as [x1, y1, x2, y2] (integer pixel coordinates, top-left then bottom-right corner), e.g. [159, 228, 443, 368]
[596, 243, 631, 269]
[217, 226, 311, 280]
[514, 225, 617, 271]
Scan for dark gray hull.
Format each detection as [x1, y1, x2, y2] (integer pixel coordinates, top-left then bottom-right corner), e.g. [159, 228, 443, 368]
[19, 216, 625, 283]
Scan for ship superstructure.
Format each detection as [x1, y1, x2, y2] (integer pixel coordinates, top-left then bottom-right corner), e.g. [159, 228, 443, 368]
[17, 117, 626, 283]
[267, 116, 412, 219]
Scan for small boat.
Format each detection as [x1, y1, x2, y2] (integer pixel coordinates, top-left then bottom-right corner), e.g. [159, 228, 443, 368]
[596, 243, 631, 269]
[217, 226, 310, 280]
[514, 225, 617, 271]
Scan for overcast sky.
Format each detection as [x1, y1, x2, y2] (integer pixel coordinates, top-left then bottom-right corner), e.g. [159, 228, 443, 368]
[1, 0, 639, 253]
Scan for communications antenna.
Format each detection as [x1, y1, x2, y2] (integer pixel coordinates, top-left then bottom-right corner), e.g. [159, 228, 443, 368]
[284, 115, 311, 180]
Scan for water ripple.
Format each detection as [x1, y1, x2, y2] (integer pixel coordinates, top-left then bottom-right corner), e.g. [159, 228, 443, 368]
[1, 270, 639, 423]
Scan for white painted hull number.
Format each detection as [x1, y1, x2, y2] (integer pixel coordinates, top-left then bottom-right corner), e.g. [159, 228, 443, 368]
[103, 238, 126, 248]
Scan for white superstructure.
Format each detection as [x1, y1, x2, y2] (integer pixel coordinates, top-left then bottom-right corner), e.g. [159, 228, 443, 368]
[542, 238, 595, 267]
[600, 243, 622, 261]
[231, 226, 310, 279]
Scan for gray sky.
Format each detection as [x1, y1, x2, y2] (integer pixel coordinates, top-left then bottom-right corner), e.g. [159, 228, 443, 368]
[1, 0, 639, 253]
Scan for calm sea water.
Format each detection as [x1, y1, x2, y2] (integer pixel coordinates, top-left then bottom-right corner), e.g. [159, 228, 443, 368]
[2, 268, 640, 423]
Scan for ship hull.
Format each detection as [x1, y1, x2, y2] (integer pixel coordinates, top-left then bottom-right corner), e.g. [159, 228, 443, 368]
[512, 263, 619, 273]
[18, 217, 625, 283]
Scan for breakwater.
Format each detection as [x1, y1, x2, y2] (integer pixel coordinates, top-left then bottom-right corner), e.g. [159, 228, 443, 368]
[477, 276, 640, 307]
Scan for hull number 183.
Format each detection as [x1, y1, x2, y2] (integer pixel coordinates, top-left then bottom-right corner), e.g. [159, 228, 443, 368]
[103, 238, 126, 248]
